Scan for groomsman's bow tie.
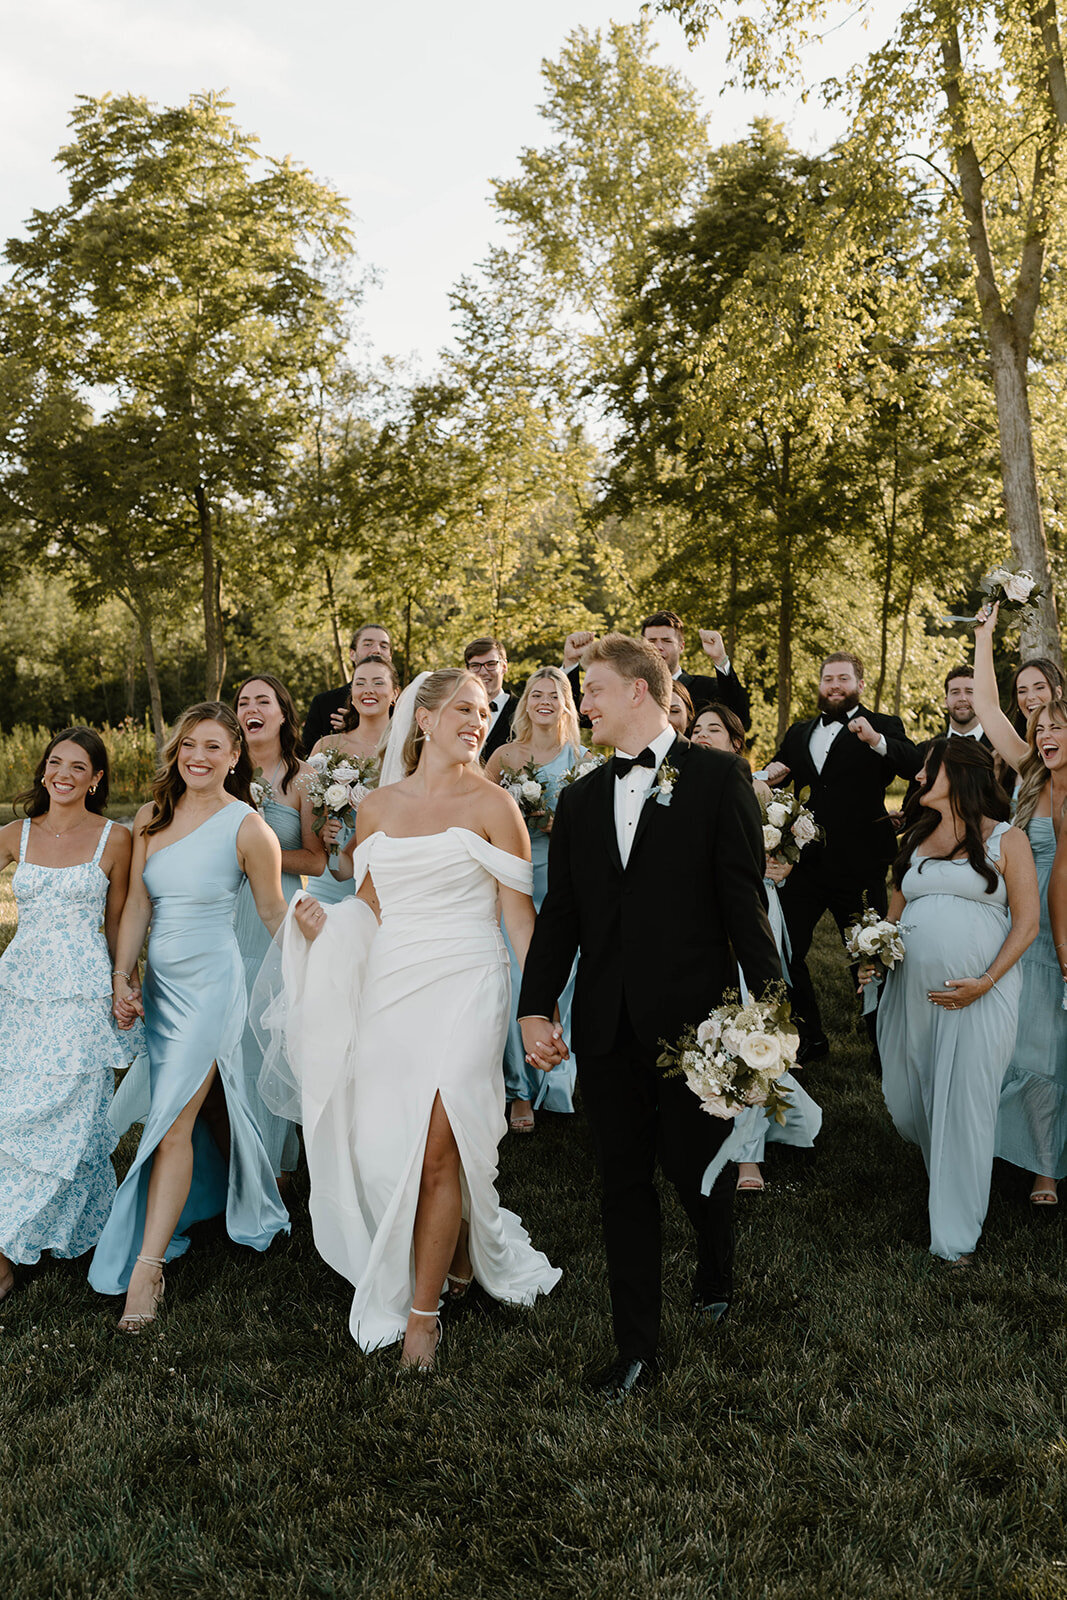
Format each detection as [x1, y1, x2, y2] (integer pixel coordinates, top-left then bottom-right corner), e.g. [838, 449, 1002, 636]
[489, 698, 499, 713]
[819, 709, 851, 727]
[613, 748, 657, 778]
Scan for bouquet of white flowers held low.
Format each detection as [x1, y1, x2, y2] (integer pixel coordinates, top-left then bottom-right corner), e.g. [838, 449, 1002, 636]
[942, 565, 1044, 626]
[303, 748, 379, 853]
[658, 982, 800, 1125]
[500, 756, 553, 833]
[759, 786, 822, 865]
[249, 769, 276, 812]
[558, 748, 608, 788]
[844, 905, 905, 1015]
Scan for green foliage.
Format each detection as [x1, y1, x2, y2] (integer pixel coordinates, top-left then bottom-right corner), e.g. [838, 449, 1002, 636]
[0, 718, 157, 805]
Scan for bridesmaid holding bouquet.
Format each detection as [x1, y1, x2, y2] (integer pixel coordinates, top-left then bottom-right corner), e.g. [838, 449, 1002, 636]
[306, 654, 398, 903]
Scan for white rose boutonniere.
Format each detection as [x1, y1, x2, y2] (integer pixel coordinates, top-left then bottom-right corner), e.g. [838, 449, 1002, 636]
[654, 760, 679, 807]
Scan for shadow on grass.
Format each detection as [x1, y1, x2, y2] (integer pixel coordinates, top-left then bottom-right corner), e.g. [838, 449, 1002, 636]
[1, 917, 1065, 1599]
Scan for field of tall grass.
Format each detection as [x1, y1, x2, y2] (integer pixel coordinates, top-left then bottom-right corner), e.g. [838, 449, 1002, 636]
[0, 718, 158, 807]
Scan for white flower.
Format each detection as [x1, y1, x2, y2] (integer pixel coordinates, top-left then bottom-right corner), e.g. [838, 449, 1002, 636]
[307, 752, 329, 772]
[1002, 570, 1035, 603]
[855, 926, 883, 956]
[766, 801, 788, 828]
[331, 762, 359, 784]
[521, 780, 543, 802]
[722, 1025, 746, 1056]
[698, 1092, 734, 1119]
[738, 1031, 782, 1072]
[323, 782, 349, 810]
[349, 782, 370, 807]
[986, 566, 1011, 588]
[577, 760, 599, 778]
[696, 1016, 722, 1048]
[762, 824, 782, 852]
[792, 813, 817, 845]
[250, 781, 265, 807]
[682, 1050, 705, 1077]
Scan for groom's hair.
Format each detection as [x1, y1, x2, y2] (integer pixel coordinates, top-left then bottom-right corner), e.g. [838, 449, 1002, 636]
[582, 633, 672, 712]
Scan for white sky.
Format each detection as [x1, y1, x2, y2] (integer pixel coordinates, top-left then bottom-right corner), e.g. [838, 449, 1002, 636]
[0, 0, 901, 371]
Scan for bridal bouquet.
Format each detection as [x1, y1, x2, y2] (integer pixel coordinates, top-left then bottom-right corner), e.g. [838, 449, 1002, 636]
[759, 787, 822, 865]
[658, 983, 800, 1125]
[942, 565, 1043, 626]
[500, 758, 552, 833]
[303, 749, 379, 850]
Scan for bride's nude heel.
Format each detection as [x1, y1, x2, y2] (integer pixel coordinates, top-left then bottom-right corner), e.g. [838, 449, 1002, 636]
[117, 1253, 166, 1334]
[398, 1307, 442, 1374]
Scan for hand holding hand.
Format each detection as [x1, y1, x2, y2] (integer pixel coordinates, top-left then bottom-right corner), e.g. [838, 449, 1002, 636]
[765, 761, 791, 785]
[698, 628, 726, 665]
[294, 894, 327, 944]
[112, 975, 144, 1028]
[928, 976, 989, 1011]
[520, 1016, 570, 1071]
[848, 716, 881, 748]
[563, 631, 596, 670]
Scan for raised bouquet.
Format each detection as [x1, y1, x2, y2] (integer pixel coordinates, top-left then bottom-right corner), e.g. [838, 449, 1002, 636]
[759, 787, 822, 864]
[942, 565, 1043, 626]
[500, 757, 552, 833]
[303, 749, 379, 852]
[658, 982, 799, 1125]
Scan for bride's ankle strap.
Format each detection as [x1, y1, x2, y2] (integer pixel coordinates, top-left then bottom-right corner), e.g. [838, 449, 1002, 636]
[410, 1306, 439, 1317]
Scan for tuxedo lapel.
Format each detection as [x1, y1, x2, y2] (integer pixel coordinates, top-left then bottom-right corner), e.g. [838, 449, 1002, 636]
[791, 717, 822, 788]
[598, 761, 624, 875]
[628, 736, 688, 866]
[820, 706, 871, 777]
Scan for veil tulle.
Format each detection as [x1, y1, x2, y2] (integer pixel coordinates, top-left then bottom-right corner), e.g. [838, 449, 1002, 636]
[378, 670, 431, 788]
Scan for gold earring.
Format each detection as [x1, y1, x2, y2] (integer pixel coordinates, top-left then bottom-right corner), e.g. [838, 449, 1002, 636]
[89, 784, 97, 794]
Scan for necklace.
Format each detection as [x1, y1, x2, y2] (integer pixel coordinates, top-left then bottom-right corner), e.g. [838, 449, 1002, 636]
[43, 816, 89, 840]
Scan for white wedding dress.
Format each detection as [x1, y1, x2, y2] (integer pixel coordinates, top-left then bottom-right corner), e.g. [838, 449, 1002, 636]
[258, 826, 561, 1351]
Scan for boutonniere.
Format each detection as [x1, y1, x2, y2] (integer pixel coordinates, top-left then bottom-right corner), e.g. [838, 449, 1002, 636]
[653, 760, 679, 807]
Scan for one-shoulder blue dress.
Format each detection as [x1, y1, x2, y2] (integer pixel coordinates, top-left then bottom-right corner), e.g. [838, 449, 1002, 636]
[90, 803, 289, 1293]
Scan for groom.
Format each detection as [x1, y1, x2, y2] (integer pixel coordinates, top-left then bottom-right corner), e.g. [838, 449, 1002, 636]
[519, 634, 780, 1399]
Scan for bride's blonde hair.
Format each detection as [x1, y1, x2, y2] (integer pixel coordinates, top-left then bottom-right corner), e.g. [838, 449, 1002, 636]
[1014, 696, 1067, 831]
[510, 666, 581, 751]
[402, 669, 488, 774]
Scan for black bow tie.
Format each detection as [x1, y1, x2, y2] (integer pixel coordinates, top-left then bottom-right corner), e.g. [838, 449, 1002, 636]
[489, 699, 499, 713]
[820, 709, 850, 727]
[613, 748, 657, 779]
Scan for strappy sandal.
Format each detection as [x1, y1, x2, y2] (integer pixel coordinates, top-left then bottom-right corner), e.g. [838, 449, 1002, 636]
[446, 1271, 474, 1300]
[1030, 1187, 1059, 1207]
[117, 1253, 166, 1334]
[509, 1107, 535, 1135]
[398, 1307, 442, 1374]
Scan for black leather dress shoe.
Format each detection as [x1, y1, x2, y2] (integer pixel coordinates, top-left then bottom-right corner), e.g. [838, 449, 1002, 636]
[693, 1300, 730, 1327]
[589, 1355, 658, 1401]
[797, 1035, 829, 1064]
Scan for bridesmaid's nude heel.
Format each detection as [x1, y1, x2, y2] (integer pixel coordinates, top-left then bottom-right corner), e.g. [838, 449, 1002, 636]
[117, 1253, 166, 1334]
[398, 1307, 442, 1374]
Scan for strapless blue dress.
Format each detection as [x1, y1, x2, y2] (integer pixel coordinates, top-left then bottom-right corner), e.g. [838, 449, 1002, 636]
[90, 803, 289, 1293]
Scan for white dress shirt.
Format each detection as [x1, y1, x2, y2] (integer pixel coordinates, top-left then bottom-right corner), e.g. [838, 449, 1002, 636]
[948, 722, 985, 740]
[486, 694, 510, 735]
[613, 725, 677, 867]
[808, 706, 887, 774]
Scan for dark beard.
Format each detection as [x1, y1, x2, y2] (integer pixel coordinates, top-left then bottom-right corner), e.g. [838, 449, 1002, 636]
[949, 707, 977, 730]
[817, 689, 861, 716]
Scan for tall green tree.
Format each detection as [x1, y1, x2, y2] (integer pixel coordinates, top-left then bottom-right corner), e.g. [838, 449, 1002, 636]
[2, 91, 353, 698]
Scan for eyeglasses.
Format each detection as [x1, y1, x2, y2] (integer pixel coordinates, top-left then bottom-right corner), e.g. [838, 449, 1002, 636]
[469, 660, 503, 673]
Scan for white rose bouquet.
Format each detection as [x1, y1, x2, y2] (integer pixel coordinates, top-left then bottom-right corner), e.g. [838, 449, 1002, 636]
[845, 905, 905, 1014]
[758, 787, 822, 866]
[559, 749, 608, 789]
[303, 748, 379, 853]
[249, 769, 276, 812]
[500, 757, 552, 833]
[658, 982, 800, 1125]
[942, 565, 1043, 626]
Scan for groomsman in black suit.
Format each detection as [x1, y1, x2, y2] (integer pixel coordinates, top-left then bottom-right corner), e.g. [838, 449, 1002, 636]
[464, 636, 516, 762]
[564, 611, 752, 730]
[302, 622, 393, 751]
[519, 635, 780, 1400]
[902, 667, 994, 815]
[768, 652, 921, 1060]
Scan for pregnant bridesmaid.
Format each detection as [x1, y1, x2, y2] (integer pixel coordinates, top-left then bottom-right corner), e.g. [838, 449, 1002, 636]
[234, 674, 324, 1180]
[90, 703, 289, 1331]
[0, 729, 134, 1301]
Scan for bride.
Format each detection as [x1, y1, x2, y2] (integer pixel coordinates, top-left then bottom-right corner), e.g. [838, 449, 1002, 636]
[260, 668, 560, 1370]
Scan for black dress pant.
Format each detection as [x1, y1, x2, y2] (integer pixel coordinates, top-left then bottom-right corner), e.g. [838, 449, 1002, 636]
[578, 1008, 735, 1362]
[778, 854, 889, 1044]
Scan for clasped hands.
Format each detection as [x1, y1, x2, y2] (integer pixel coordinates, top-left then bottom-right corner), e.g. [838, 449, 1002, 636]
[112, 976, 144, 1029]
[520, 1015, 570, 1071]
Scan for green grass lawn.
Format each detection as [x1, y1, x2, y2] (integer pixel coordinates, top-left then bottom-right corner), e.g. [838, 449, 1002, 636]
[1, 878, 1065, 1599]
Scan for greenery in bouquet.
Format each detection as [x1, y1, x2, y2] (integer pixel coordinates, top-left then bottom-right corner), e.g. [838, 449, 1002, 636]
[500, 757, 553, 833]
[558, 749, 608, 788]
[759, 786, 822, 865]
[657, 982, 800, 1125]
[249, 769, 276, 812]
[303, 748, 379, 841]
[943, 565, 1043, 626]
[844, 906, 905, 976]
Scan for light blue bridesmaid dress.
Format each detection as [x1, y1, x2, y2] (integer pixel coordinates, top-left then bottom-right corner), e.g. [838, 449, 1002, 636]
[502, 745, 577, 1113]
[304, 819, 355, 904]
[877, 822, 1021, 1260]
[233, 793, 302, 1175]
[994, 815, 1067, 1178]
[90, 803, 289, 1293]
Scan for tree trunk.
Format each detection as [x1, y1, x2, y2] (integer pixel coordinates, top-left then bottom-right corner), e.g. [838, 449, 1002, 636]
[323, 558, 346, 680]
[726, 544, 738, 660]
[195, 483, 224, 697]
[776, 524, 793, 746]
[404, 593, 413, 685]
[894, 568, 916, 720]
[872, 430, 899, 712]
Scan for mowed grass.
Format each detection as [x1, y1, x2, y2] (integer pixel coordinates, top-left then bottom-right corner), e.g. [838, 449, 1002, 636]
[1, 863, 1066, 1600]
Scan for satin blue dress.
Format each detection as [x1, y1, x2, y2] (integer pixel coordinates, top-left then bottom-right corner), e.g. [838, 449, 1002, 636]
[233, 794, 302, 1175]
[502, 746, 578, 1113]
[90, 804, 289, 1293]
[994, 815, 1067, 1178]
[878, 822, 1021, 1260]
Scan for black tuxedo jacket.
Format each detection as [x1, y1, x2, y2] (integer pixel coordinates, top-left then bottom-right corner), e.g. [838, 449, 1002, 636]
[481, 694, 516, 762]
[774, 706, 921, 871]
[302, 683, 350, 754]
[518, 737, 781, 1055]
[565, 663, 751, 730]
